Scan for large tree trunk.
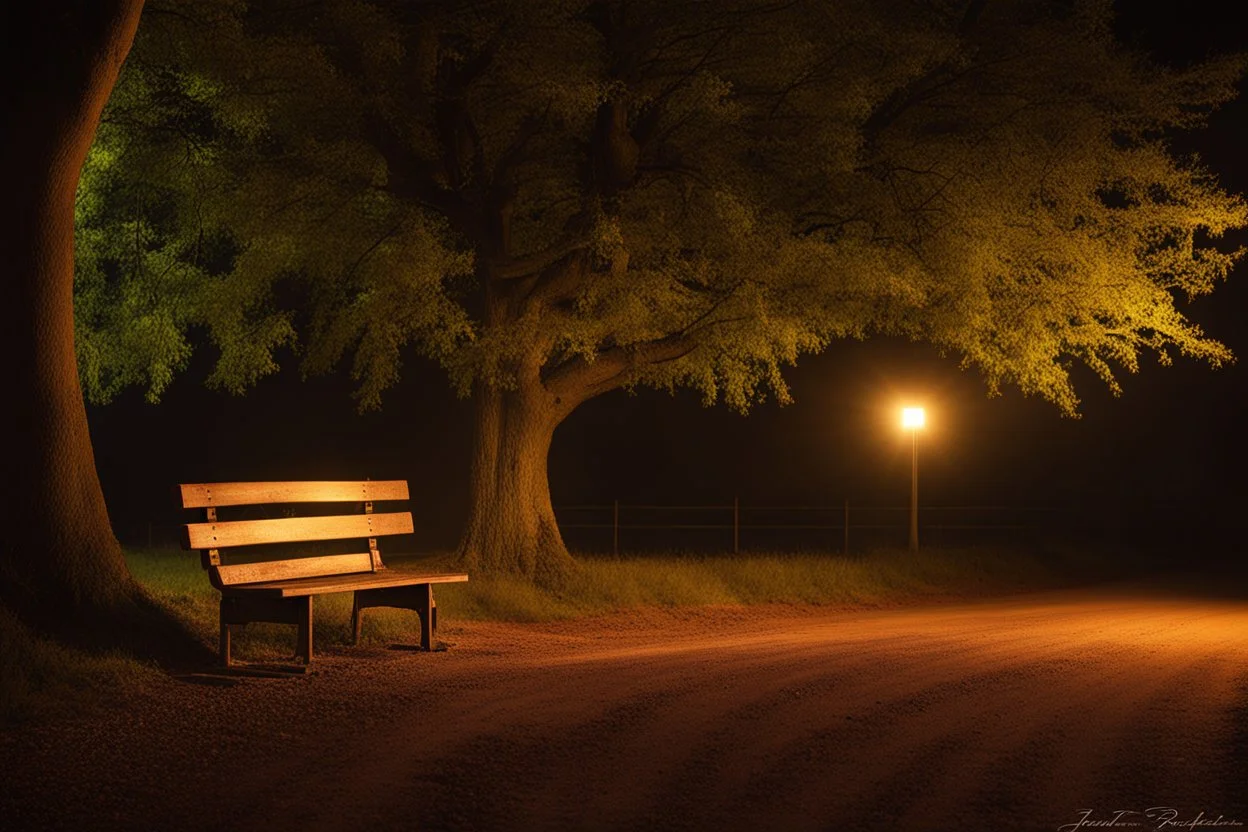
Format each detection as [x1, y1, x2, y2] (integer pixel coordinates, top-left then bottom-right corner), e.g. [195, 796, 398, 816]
[0, 1, 177, 646]
[457, 380, 577, 583]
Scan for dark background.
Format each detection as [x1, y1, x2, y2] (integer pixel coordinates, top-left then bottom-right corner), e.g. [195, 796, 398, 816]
[88, 1, 1248, 556]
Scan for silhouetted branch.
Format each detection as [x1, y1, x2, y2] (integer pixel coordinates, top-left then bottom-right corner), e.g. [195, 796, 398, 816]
[545, 334, 697, 403]
[490, 237, 590, 281]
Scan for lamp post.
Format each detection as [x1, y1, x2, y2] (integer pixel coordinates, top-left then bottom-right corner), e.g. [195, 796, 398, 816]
[901, 407, 925, 551]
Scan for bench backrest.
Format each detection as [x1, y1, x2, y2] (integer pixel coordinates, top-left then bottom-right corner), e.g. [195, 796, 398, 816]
[179, 481, 413, 589]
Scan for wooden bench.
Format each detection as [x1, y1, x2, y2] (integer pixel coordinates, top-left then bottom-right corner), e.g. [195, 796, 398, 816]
[179, 480, 468, 666]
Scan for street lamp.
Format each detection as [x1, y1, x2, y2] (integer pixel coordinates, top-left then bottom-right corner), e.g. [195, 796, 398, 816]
[901, 407, 925, 551]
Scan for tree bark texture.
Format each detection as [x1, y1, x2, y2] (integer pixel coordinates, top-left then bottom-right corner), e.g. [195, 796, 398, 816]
[0, 1, 147, 626]
[457, 380, 577, 583]
[452, 246, 691, 580]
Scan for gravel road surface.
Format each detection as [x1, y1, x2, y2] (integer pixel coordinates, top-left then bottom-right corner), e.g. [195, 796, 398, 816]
[3, 583, 1246, 831]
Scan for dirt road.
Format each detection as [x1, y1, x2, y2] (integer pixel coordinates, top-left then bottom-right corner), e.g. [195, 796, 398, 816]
[3, 584, 1247, 832]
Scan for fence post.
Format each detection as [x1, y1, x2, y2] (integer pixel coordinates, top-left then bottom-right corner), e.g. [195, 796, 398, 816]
[732, 497, 739, 554]
[613, 500, 619, 556]
[843, 499, 849, 555]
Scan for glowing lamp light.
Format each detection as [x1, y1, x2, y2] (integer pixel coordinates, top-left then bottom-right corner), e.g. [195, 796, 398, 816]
[901, 407, 926, 429]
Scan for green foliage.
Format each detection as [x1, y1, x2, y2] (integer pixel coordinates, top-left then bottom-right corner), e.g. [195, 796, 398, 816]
[74, 45, 297, 404]
[77, 0, 1247, 414]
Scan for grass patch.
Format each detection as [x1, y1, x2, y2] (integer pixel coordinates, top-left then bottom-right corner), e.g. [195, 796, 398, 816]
[127, 547, 425, 661]
[435, 543, 1125, 621]
[3, 543, 1124, 722]
[122, 542, 1129, 652]
[0, 606, 156, 723]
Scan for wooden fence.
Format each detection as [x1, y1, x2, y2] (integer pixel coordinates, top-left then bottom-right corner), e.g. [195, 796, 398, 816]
[554, 501, 1069, 554]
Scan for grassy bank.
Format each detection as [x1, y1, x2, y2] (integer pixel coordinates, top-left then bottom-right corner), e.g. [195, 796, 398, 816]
[0, 606, 159, 722]
[128, 542, 1127, 645]
[423, 544, 1127, 621]
[3, 543, 1127, 721]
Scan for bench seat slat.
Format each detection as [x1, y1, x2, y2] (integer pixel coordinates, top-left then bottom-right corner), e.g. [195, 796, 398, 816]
[226, 571, 470, 597]
[216, 553, 376, 586]
[180, 480, 409, 508]
[184, 512, 413, 549]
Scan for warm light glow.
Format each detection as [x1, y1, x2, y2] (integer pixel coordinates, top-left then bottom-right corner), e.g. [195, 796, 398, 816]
[902, 407, 926, 429]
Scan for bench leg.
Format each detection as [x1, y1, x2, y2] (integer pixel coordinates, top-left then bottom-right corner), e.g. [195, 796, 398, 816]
[416, 583, 433, 652]
[351, 593, 362, 645]
[353, 584, 436, 651]
[296, 596, 313, 664]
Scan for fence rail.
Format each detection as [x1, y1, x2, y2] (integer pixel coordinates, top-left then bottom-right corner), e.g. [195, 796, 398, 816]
[555, 501, 1067, 554]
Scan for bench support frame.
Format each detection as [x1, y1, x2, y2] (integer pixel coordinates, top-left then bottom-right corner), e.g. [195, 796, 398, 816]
[351, 583, 436, 651]
[219, 594, 314, 666]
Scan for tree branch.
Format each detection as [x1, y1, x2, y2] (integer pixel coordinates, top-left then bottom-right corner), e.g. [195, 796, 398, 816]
[545, 334, 697, 404]
[959, 0, 989, 36]
[492, 107, 550, 186]
[364, 109, 474, 232]
[489, 237, 590, 280]
[860, 4, 992, 147]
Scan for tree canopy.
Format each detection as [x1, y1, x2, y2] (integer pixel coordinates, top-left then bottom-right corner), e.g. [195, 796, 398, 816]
[73, 0, 1248, 576]
[78, 0, 1247, 416]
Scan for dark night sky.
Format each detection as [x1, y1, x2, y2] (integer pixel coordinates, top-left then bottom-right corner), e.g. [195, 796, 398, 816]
[88, 1, 1248, 552]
